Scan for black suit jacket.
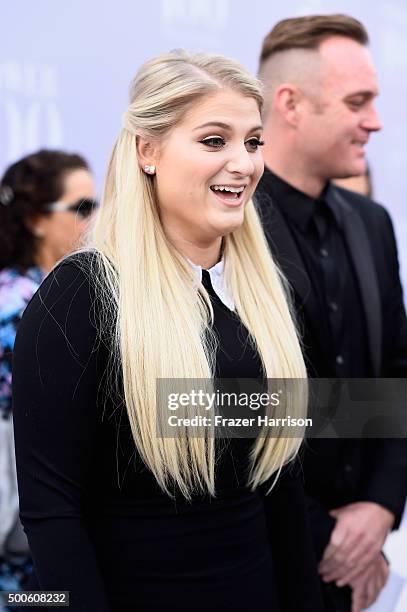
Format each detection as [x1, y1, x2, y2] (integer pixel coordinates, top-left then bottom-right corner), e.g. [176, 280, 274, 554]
[256, 168, 407, 558]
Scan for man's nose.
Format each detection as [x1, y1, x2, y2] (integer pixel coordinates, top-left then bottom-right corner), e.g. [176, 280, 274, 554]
[363, 104, 382, 133]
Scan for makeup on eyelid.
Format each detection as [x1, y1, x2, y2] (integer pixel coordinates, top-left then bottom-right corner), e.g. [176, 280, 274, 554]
[199, 136, 265, 151]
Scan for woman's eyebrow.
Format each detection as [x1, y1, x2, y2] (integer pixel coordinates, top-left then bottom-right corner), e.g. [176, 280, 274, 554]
[193, 121, 263, 132]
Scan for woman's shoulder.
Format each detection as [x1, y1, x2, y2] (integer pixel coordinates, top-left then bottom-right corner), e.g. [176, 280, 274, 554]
[50, 250, 100, 278]
[17, 251, 109, 355]
[15, 250, 115, 359]
[35, 251, 101, 313]
[44, 250, 103, 289]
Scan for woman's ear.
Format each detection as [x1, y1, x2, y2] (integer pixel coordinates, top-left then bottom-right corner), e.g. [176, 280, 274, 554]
[136, 136, 159, 174]
[25, 214, 46, 238]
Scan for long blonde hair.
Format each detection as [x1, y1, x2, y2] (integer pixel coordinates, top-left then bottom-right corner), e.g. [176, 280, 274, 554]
[90, 49, 307, 498]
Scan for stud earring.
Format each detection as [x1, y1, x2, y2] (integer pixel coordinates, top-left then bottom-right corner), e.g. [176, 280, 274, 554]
[144, 164, 156, 175]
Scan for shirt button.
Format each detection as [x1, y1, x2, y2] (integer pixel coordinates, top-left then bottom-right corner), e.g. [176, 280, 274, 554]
[329, 301, 338, 312]
[320, 248, 329, 258]
[336, 355, 344, 365]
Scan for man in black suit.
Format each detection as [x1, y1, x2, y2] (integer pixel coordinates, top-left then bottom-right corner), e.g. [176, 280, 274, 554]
[255, 14, 407, 612]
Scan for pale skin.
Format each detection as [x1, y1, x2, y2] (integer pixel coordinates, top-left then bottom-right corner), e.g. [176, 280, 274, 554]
[262, 36, 392, 610]
[319, 502, 393, 585]
[263, 36, 382, 198]
[136, 89, 264, 269]
[32, 168, 96, 274]
[350, 553, 389, 612]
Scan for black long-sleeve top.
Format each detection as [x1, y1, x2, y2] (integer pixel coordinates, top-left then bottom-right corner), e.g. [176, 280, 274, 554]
[12, 255, 324, 612]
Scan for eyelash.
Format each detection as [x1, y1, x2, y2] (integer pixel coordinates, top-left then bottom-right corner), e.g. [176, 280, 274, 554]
[200, 136, 265, 151]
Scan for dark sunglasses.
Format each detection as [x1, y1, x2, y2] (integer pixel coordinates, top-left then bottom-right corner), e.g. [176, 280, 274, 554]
[45, 198, 98, 218]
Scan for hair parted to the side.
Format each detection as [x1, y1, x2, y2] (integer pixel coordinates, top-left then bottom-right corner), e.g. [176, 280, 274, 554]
[259, 14, 368, 67]
[88, 49, 307, 499]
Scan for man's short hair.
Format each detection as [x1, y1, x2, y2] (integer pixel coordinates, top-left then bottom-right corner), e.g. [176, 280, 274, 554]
[259, 14, 369, 67]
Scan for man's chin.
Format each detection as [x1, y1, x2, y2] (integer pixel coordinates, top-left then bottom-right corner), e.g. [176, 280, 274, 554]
[333, 163, 367, 180]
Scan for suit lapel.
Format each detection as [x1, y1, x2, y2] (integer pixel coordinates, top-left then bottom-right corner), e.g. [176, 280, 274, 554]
[327, 188, 382, 375]
[254, 188, 328, 352]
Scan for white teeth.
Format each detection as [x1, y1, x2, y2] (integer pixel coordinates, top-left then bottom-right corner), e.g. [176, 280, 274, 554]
[211, 185, 245, 193]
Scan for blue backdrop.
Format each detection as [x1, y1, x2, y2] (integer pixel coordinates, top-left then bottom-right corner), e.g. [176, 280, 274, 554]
[1, 0, 407, 292]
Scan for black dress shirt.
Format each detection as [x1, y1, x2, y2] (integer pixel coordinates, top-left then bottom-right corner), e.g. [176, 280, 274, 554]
[262, 170, 371, 377]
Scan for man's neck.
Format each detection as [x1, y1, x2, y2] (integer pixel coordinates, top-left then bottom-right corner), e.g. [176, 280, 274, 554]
[265, 162, 327, 199]
[262, 142, 327, 199]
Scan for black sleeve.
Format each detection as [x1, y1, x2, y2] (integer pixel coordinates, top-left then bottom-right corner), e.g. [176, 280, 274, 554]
[360, 439, 407, 528]
[362, 207, 407, 526]
[261, 459, 325, 612]
[304, 495, 336, 562]
[12, 259, 111, 611]
[380, 207, 407, 377]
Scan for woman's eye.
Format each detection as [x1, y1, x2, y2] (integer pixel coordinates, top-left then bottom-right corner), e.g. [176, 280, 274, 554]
[200, 136, 226, 148]
[245, 138, 265, 152]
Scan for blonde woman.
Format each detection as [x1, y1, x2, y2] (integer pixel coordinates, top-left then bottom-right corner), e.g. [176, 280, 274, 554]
[12, 51, 324, 611]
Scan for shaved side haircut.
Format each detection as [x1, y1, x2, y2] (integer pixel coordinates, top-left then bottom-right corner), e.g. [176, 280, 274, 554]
[258, 14, 369, 114]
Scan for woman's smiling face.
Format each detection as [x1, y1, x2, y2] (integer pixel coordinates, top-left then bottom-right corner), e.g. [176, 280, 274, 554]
[146, 89, 264, 250]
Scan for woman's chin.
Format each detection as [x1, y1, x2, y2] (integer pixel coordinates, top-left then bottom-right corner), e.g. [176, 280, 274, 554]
[209, 212, 245, 237]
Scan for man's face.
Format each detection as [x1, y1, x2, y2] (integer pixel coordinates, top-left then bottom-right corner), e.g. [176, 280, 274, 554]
[297, 36, 381, 180]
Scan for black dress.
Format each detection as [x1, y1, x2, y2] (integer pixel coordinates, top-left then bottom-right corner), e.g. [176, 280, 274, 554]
[12, 256, 324, 611]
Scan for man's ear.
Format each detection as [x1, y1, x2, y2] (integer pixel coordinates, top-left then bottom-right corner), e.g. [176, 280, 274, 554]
[136, 136, 159, 171]
[274, 83, 302, 127]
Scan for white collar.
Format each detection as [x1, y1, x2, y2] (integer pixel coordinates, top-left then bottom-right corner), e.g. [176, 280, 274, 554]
[188, 257, 235, 311]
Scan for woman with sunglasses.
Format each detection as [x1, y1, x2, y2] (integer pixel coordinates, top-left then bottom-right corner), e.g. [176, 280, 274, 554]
[0, 149, 96, 597]
[12, 54, 324, 611]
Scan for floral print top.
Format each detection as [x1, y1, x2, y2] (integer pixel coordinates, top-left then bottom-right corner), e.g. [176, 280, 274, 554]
[0, 267, 43, 419]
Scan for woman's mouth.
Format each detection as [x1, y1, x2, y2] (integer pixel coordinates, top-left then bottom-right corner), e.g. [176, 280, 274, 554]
[210, 184, 246, 206]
